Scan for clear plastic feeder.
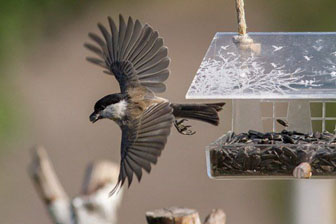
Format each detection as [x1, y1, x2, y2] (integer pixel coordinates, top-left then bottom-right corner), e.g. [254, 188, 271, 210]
[186, 32, 336, 179]
[186, 32, 336, 99]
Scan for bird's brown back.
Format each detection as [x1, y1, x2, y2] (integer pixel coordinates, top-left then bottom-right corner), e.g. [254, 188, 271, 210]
[127, 86, 168, 120]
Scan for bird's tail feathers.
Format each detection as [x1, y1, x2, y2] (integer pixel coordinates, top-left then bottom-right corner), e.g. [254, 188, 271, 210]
[171, 102, 225, 126]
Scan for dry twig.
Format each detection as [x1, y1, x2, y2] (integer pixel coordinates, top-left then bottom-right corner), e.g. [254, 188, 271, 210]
[29, 146, 123, 224]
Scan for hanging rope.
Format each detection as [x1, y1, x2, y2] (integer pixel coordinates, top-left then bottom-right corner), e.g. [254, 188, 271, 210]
[233, 0, 257, 50]
[235, 0, 247, 36]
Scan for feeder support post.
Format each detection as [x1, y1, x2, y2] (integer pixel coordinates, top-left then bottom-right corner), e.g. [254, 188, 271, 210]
[146, 207, 201, 224]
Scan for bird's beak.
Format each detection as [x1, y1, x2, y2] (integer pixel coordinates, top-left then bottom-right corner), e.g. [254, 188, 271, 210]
[89, 112, 100, 123]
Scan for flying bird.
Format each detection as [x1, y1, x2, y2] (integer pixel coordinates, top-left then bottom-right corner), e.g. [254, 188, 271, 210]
[84, 15, 225, 194]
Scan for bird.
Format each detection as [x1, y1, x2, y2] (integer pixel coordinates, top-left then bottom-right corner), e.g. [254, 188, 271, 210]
[84, 14, 225, 195]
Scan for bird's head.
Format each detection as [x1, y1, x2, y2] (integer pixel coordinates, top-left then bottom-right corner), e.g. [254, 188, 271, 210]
[90, 94, 127, 123]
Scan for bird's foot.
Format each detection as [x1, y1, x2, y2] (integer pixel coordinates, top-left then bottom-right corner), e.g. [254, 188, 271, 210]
[174, 119, 196, 135]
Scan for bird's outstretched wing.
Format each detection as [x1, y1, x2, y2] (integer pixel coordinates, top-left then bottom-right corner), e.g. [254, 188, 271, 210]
[110, 102, 174, 195]
[85, 14, 170, 93]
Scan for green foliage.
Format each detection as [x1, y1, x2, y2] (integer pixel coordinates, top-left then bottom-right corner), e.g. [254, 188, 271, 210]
[0, 0, 99, 148]
[269, 0, 336, 31]
[0, 77, 18, 150]
[0, 0, 90, 65]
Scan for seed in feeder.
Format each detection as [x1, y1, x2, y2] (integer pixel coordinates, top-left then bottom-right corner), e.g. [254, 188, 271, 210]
[277, 119, 288, 127]
[283, 135, 295, 144]
[293, 162, 312, 179]
[209, 130, 336, 178]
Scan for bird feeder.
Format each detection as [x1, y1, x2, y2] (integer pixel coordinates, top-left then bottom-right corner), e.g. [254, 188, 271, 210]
[186, 2, 336, 179]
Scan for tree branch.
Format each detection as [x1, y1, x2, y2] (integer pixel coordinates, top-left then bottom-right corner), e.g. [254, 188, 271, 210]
[204, 209, 226, 224]
[29, 146, 123, 224]
[29, 146, 72, 224]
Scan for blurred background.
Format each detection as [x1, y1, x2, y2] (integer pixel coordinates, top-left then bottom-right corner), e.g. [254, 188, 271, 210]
[1, 0, 336, 223]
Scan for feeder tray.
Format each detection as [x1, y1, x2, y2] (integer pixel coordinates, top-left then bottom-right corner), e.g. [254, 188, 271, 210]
[186, 32, 336, 179]
[206, 130, 336, 179]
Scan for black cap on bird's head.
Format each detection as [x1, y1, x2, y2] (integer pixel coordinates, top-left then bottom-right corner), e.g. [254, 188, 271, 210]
[89, 93, 125, 123]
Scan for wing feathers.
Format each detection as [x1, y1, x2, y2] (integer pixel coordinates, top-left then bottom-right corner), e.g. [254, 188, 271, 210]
[140, 114, 172, 130]
[125, 157, 143, 181]
[85, 15, 170, 93]
[84, 43, 104, 58]
[138, 57, 170, 75]
[128, 150, 158, 164]
[139, 69, 169, 83]
[120, 17, 134, 60]
[123, 160, 134, 187]
[123, 19, 143, 62]
[118, 14, 127, 61]
[108, 16, 119, 62]
[137, 120, 172, 135]
[128, 153, 152, 173]
[97, 23, 113, 60]
[130, 144, 162, 156]
[88, 32, 106, 48]
[142, 83, 166, 93]
[110, 102, 173, 195]
[86, 57, 107, 69]
[132, 141, 165, 149]
[136, 47, 168, 73]
[134, 38, 164, 68]
[129, 27, 153, 63]
[88, 33, 109, 60]
[133, 31, 159, 66]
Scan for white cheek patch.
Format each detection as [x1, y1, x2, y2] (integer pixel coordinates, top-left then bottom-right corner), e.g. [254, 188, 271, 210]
[103, 100, 127, 119]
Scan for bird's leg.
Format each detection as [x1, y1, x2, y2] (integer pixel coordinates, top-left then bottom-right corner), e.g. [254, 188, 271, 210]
[174, 119, 196, 135]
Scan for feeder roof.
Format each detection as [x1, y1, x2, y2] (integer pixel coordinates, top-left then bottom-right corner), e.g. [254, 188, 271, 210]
[186, 32, 336, 100]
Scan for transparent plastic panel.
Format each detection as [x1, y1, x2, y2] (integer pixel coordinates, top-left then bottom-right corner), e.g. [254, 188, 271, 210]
[232, 99, 263, 133]
[287, 100, 312, 133]
[186, 32, 336, 99]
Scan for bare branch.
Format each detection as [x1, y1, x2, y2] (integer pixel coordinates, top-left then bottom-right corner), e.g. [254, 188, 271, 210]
[72, 160, 123, 224]
[29, 146, 72, 224]
[82, 160, 119, 195]
[29, 147, 123, 224]
[204, 209, 226, 224]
